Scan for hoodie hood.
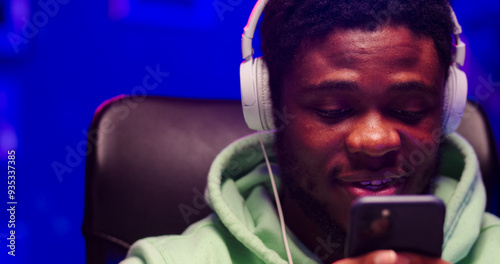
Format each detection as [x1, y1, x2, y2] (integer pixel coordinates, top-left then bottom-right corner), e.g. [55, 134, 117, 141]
[206, 131, 318, 263]
[205, 131, 485, 263]
[434, 133, 486, 262]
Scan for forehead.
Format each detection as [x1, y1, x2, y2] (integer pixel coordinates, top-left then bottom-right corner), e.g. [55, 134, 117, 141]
[286, 26, 443, 89]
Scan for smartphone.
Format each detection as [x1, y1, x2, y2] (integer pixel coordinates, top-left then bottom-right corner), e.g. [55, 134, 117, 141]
[345, 195, 445, 258]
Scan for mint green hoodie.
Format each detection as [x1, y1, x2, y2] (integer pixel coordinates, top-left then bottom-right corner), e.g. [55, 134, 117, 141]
[120, 132, 500, 264]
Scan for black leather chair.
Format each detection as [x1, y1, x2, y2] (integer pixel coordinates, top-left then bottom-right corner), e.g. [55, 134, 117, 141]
[82, 96, 499, 264]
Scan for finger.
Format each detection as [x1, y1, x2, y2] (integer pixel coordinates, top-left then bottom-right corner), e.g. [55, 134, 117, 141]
[397, 252, 451, 264]
[333, 250, 405, 264]
[372, 250, 399, 264]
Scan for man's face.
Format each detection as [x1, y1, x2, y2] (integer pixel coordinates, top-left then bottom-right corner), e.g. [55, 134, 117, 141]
[275, 26, 445, 232]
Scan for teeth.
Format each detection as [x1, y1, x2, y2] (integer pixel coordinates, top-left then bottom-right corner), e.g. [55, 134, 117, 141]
[370, 180, 382, 185]
[357, 178, 395, 187]
[382, 178, 394, 184]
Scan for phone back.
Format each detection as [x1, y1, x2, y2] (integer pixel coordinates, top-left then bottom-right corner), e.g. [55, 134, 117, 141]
[345, 195, 445, 258]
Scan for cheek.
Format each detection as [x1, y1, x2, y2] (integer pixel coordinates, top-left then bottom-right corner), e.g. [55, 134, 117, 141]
[405, 139, 438, 170]
[400, 108, 442, 153]
[399, 128, 442, 193]
[286, 117, 344, 164]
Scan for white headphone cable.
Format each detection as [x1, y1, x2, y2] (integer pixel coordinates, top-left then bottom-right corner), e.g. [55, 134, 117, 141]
[257, 131, 294, 264]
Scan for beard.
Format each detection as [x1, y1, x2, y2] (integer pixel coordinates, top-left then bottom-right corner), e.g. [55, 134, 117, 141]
[273, 129, 444, 262]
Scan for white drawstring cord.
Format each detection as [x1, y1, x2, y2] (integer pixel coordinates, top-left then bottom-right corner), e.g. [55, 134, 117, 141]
[258, 131, 294, 264]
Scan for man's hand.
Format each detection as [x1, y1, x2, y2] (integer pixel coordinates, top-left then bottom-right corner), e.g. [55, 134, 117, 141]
[332, 250, 452, 264]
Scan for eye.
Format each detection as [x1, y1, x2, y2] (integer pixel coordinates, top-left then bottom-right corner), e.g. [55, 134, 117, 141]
[391, 109, 425, 121]
[316, 108, 352, 119]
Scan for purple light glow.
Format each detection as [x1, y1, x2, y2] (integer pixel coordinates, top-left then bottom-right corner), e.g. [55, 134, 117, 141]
[10, 0, 30, 33]
[0, 91, 17, 158]
[0, 91, 6, 112]
[93, 94, 127, 117]
[0, 122, 17, 159]
[109, 0, 130, 21]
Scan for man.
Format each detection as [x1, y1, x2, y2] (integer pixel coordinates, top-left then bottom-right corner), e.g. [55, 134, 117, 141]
[121, 0, 500, 263]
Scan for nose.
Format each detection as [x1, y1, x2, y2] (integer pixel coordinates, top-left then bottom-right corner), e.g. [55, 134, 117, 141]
[346, 113, 401, 157]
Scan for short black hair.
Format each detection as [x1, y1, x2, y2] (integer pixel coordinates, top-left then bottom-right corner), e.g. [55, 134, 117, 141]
[261, 0, 456, 109]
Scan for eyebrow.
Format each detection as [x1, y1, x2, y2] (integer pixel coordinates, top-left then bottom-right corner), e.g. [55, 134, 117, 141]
[298, 81, 359, 94]
[387, 81, 437, 95]
[297, 80, 437, 95]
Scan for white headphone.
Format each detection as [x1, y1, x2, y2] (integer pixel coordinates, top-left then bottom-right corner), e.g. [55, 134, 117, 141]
[240, 0, 468, 135]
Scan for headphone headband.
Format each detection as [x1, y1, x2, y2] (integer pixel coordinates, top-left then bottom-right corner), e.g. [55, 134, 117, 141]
[242, 2, 465, 64]
[241, 0, 268, 60]
[450, 8, 466, 66]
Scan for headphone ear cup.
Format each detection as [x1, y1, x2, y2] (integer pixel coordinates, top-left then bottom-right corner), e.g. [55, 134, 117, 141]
[240, 57, 259, 130]
[255, 57, 275, 131]
[240, 57, 275, 131]
[442, 65, 468, 135]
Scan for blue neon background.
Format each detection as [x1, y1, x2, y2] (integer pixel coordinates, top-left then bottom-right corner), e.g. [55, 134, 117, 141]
[0, 0, 499, 263]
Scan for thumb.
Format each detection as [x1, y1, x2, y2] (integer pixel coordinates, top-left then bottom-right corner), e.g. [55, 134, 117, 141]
[333, 250, 410, 264]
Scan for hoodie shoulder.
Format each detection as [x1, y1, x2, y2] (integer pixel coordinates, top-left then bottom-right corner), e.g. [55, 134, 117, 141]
[456, 213, 500, 264]
[121, 215, 265, 264]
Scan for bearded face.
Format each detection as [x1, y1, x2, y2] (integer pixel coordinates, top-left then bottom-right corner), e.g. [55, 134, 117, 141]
[273, 26, 445, 262]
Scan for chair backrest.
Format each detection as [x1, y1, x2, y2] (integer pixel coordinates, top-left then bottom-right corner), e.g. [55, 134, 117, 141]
[82, 96, 499, 264]
[82, 96, 253, 264]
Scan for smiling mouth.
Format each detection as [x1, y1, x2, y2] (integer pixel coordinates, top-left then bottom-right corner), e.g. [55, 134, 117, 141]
[334, 170, 409, 195]
[351, 177, 406, 191]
